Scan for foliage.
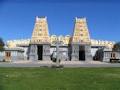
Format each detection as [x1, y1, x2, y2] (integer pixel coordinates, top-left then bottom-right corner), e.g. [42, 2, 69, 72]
[93, 48, 104, 61]
[113, 42, 120, 51]
[0, 38, 5, 51]
[51, 64, 64, 68]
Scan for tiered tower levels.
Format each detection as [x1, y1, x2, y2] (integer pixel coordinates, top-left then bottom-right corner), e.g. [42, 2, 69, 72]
[6, 16, 115, 48]
[72, 17, 90, 44]
[31, 16, 50, 44]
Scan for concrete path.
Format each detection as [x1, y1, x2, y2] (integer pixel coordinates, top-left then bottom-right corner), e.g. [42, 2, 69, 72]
[0, 61, 120, 67]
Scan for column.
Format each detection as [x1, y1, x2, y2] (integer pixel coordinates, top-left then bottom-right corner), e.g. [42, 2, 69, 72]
[85, 45, 92, 61]
[43, 44, 51, 61]
[71, 44, 79, 61]
[29, 45, 38, 60]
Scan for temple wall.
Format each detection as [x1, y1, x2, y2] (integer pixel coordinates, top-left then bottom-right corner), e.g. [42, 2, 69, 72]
[0, 50, 24, 62]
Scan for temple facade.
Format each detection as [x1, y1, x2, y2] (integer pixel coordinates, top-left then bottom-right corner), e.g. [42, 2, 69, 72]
[70, 17, 92, 61]
[2, 16, 117, 62]
[28, 17, 93, 61]
[29, 17, 51, 61]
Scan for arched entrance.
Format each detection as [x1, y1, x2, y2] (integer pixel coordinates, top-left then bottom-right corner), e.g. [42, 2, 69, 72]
[79, 46, 85, 61]
[37, 45, 43, 60]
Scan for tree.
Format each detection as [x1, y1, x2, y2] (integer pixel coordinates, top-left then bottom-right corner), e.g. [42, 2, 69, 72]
[113, 42, 120, 51]
[93, 48, 104, 61]
[0, 38, 5, 51]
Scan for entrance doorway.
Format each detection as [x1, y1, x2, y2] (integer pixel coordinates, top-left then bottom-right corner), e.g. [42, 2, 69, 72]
[79, 46, 85, 61]
[37, 45, 43, 60]
[5, 52, 11, 61]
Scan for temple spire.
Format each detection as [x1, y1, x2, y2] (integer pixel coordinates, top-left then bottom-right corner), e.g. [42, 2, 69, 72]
[72, 17, 90, 44]
[30, 16, 50, 44]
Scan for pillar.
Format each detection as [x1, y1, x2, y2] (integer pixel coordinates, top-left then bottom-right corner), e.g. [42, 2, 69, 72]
[29, 44, 38, 60]
[85, 44, 92, 61]
[42, 44, 51, 61]
[71, 44, 79, 61]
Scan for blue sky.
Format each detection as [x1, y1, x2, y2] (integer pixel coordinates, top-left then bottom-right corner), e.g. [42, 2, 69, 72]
[0, 0, 120, 42]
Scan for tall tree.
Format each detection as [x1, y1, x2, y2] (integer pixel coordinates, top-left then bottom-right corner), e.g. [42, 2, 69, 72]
[93, 48, 104, 61]
[113, 42, 120, 51]
[0, 38, 5, 51]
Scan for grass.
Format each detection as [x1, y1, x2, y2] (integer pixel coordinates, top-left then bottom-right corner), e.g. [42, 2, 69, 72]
[0, 68, 120, 90]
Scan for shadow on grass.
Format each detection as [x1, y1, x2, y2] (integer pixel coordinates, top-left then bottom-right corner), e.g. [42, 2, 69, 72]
[0, 85, 3, 90]
[0, 75, 4, 90]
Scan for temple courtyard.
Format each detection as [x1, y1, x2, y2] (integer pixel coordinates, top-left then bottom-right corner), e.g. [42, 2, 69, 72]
[0, 68, 120, 90]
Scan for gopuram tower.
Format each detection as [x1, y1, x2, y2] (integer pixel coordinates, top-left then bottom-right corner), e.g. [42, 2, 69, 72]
[29, 16, 50, 61]
[71, 17, 92, 61]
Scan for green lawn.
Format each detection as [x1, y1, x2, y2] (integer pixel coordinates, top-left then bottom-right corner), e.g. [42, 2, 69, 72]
[0, 68, 120, 90]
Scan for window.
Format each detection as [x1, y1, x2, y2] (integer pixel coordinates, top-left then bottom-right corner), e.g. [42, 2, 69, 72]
[80, 29, 83, 31]
[81, 40, 83, 42]
[80, 34, 83, 36]
[113, 53, 115, 57]
[6, 52, 11, 57]
[38, 33, 42, 36]
[111, 53, 115, 58]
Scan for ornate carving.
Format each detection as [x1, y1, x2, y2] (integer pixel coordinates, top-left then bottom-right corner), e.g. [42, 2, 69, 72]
[72, 17, 90, 44]
[30, 16, 50, 44]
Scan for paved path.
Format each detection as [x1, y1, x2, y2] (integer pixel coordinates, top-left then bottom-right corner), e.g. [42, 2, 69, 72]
[0, 61, 120, 67]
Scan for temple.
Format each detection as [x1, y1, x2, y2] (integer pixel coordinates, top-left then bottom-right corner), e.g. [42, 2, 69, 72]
[71, 17, 92, 61]
[28, 17, 93, 61]
[0, 16, 118, 62]
[29, 16, 51, 61]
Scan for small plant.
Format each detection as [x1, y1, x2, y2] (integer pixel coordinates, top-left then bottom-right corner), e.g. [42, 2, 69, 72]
[52, 58, 57, 62]
[0, 38, 5, 51]
[51, 64, 64, 68]
[3, 59, 6, 62]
